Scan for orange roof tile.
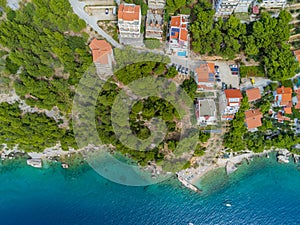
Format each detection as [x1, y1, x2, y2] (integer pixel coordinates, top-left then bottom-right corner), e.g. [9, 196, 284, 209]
[179, 29, 188, 41]
[170, 16, 181, 27]
[276, 86, 292, 95]
[224, 89, 243, 99]
[277, 111, 291, 121]
[294, 49, 300, 62]
[207, 63, 215, 74]
[284, 107, 292, 114]
[89, 39, 112, 64]
[245, 109, 262, 129]
[118, 4, 140, 21]
[171, 31, 179, 39]
[195, 63, 215, 83]
[246, 88, 261, 102]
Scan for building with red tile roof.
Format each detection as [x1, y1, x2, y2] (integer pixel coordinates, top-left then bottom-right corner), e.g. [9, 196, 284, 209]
[252, 6, 259, 14]
[276, 111, 291, 123]
[89, 39, 114, 74]
[246, 88, 261, 102]
[274, 86, 292, 107]
[224, 89, 243, 106]
[220, 89, 243, 116]
[194, 63, 215, 90]
[89, 39, 113, 64]
[245, 109, 263, 131]
[293, 49, 300, 62]
[118, 4, 141, 39]
[168, 15, 189, 57]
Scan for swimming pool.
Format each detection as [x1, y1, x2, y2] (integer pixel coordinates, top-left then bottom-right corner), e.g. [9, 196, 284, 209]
[177, 51, 187, 57]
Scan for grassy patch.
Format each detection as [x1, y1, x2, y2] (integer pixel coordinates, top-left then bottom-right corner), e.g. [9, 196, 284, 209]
[239, 65, 266, 78]
[144, 39, 161, 49]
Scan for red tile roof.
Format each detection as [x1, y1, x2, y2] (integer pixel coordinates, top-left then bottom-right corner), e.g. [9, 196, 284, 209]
[294, 49, 300, 62]
[276, 86, 292, 106]
[246, 88, 261, 102]
[89, 39, 112, 64]
[179, 29, 188, 41]
[252, 6, 259, 14]
[196, 63, 215, 83]
[296, 93, 300, 109]
[284, 107, 292, 114]
[277, 111, 291, 122]
[224, 89, 243, 99]
[276, 86, 292, 95]
[170, 16, 181, 27]
[118, 4, 140, 21]
[245, 109, 262, 129]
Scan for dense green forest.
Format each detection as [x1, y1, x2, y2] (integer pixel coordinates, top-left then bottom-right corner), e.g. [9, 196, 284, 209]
[95, 62, 199, 170]
[0, 102, 77, 152]
[190, 1, 298, 81]
[0, 0, 91, 112]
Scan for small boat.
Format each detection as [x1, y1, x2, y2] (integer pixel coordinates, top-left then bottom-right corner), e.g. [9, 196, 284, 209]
[224, 200, 232, 207]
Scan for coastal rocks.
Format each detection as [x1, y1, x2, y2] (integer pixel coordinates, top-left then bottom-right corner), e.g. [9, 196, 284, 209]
[225, 161, 237, 175]
[61, 163, 69, 169]
[176, 172, 201, 193]
[277, 149, 290, 164]
[27, 158, 42, 168]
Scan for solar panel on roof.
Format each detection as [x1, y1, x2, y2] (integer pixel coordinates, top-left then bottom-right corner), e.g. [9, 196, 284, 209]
[209, 78, 214, 81]
[209, 73, 214, 77]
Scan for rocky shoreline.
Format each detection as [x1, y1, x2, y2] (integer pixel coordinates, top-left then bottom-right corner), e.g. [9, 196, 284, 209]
[177, 149, 300, 193]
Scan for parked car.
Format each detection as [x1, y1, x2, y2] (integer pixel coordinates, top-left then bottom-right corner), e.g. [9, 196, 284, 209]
[232, 71, 239, 75]
[181, 67, 186, 74]
[229, 64, 238, 68]
[105, 8, 109, 14]
[215, 75, 220, 78]
[178, 65, 182, 71]
[222, 82, 227, 90]
[230, 68, 238, 72]
[184, 68, 189, 75]
[216, 78, 221, 82]
[214, 65, 220, 73]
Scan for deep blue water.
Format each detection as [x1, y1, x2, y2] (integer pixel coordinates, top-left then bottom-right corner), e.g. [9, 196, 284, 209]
[0, 155, 300, 225]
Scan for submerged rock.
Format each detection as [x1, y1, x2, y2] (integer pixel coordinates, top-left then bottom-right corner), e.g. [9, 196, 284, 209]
[226, 161, 237, 174]
[27, 158, 42, 168]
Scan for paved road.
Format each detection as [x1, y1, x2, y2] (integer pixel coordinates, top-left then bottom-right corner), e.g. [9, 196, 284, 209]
[69, 0, 122, 48]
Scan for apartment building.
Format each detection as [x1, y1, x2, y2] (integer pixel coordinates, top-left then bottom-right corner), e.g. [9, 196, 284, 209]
[193, 62, 216, 91]
[214, 0, 253, 16]
[195, 99, 218, 126]
[118, 4, 141, 43]
[148, 0, 166, 9]
[255, 0, 286, 8]
[220, 89, 243, 117]
[168, 15, 189, 57]
[146, 9, 164, 40]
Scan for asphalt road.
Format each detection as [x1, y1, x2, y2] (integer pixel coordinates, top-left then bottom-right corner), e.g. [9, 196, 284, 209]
[69, 0, 122, 48]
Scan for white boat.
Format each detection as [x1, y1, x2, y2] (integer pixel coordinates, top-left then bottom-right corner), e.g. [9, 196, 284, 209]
[225, 203, 232, 207]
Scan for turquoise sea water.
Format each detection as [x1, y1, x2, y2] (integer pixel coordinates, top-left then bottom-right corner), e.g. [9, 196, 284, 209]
[0, 154, 300, 225]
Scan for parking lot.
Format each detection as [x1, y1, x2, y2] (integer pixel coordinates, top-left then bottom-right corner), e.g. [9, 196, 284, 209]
[85, 6, 116, 20]
[213, 61, 240, 89]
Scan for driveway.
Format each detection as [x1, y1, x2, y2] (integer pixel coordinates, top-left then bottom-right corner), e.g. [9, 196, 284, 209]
[69, 0, 122, 48]
[240, 77, 272, 92]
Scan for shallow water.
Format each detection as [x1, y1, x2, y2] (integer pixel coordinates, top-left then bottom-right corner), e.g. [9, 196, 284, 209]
[0, 154, 299, 225]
